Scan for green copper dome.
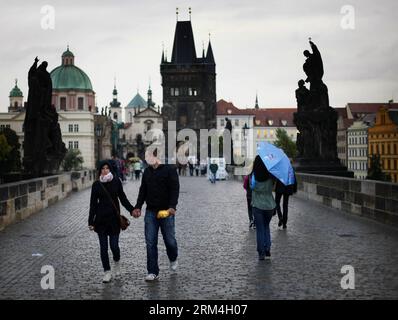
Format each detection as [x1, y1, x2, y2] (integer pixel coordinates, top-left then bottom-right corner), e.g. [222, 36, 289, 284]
[9, 80, 23, 97]
[50, 47, 93, 91]
[51, 65, 93, 91]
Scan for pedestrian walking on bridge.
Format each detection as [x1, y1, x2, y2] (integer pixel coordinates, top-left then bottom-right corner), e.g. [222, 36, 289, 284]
[88, 161, 134, 283]
[131, 149, 180, 281]
[251, 155, 276, 260]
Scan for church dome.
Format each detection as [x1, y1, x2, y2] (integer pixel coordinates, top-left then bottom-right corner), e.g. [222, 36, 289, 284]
[9, 80, 23, 97]
[50, 47, 93, 91]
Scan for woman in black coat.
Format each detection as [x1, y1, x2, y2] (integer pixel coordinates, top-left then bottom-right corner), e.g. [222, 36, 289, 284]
[88, 160, 134, 283]
[275, 175, 297, 230]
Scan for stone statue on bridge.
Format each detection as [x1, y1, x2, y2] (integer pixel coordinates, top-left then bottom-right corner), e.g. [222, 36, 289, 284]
[293, 40, 352, 177]
[23, 57, 66, 177]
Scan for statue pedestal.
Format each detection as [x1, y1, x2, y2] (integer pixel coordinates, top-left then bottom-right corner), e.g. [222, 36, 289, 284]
[293, 158, 354, 178]
[293, 107, 354, 178]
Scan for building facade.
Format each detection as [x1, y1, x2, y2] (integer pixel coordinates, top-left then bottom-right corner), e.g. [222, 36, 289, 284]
[216, 99, 297, 161]
[347, 120, 371, 179]
[368, 106, 398, 183]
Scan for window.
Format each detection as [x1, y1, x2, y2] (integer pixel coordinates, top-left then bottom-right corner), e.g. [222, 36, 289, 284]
[268, 120, 273, 126]
[264, 130, 268, 138]
[74, 141, 79, 149]
[68, 124, 73, 132]
[60, 97, 66, 110]
[68, 141, 73, 149]
[387, 144, 390, 155]
[145, 121, 153, 132]
[113, 112, 118, 120]
[235, 119, 239, 126]
[74, 124, 79, 132]
[270, 130, 274, 138]
[257, 130, 260, 138]
[14, 101, 18, 107]
[175, 88, 179, 96]
[381, 144, 384, 154]
[220, 119, 225, 126]
[170, 88, 174, 96]
[78, 97, 84, 110]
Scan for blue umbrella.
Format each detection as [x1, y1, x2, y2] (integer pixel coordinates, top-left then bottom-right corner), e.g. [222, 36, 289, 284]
[256, 142, 295, 186]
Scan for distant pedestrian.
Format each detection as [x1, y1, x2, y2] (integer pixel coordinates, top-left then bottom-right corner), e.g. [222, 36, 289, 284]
[209, 161, 218, 184]
[88, 161, 134, 283]
[188, 158, 194, 176]
[251, 155, 276, 260]
[131, 149, 180, 281]
[134, 160, 141, 180]
[243, 173, 255, 229]
[110, 155, 123, 181]
[195, 161, 200, 176]
[275, 174, 297, 230]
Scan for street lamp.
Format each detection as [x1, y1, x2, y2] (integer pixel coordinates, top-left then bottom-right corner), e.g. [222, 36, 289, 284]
[95, 123, 103, 166]
[242, 123, 249, 161]
[242, 123, 249, 140]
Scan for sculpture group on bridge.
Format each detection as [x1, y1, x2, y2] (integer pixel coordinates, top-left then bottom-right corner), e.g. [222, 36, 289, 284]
[23, 57, 66, 177]
[294, 40, 337, 162]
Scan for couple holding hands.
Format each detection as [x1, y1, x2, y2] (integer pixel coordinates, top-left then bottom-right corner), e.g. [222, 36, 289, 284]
[89, 150, 179, 283]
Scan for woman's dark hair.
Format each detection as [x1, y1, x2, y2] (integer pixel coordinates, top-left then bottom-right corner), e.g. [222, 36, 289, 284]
[97, 160, 114, 177]
[251, 155, 271, 182]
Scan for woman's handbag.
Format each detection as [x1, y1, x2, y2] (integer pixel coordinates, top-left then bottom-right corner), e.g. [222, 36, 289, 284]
[119, 215, 130, 231]
[99, 182, 130, 231]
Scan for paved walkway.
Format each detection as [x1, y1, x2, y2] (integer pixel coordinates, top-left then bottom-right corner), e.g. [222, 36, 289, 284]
[0, 177, 397, 299]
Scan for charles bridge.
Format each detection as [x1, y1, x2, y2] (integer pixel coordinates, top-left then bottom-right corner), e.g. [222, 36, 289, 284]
[0, 173, 397, 299]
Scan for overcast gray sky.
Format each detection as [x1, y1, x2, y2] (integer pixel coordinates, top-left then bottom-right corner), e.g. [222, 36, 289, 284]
[0, 0, 397, 113]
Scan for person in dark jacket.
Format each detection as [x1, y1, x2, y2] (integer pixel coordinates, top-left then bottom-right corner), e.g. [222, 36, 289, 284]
[275, 173, 297, 230]
[88, 160, 134, 283]
[243, 173, 255, 229]
[209, 161, 218, 184]
[131, 149, 180, 281]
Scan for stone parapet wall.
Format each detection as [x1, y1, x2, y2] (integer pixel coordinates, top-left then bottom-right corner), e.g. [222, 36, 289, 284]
[232, 170, 397, 227]
[296, 173, 398, 227]
[0, 170, 96, 231]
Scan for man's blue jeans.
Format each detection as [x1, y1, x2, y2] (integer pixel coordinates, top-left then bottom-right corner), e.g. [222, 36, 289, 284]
[252, 207, 274, 256]
[145, 210, 178, 275]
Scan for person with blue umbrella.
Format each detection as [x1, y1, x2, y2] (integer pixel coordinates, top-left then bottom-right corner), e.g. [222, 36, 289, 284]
[250, 155, 276, 260]
[256, 142, 297, 230]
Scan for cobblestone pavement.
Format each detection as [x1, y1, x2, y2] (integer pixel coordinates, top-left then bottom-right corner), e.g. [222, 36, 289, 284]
[0, 176, 397, 300]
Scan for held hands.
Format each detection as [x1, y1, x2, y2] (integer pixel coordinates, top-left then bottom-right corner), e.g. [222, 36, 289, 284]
[168, 208, 176, 216]
[88, 225, 94, 231]
[131, 208, 141, 218]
